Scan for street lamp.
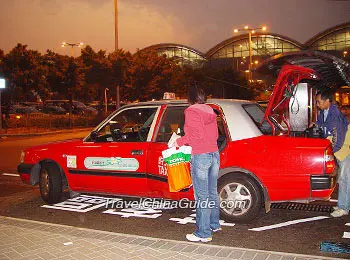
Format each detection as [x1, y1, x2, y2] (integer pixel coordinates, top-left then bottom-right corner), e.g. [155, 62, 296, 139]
[233, 25, 267, 82]
[104, 88, 109, 113]
[61, 42, 84, 57]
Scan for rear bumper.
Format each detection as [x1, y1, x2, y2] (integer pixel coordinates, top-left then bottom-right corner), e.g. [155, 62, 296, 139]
[17, 163, 34, 184]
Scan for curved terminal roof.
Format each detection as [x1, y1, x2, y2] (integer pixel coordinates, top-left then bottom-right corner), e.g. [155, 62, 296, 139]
[137, 23, 349, 69]
[206, 32, 304, 58]
[138, 43, 206, 58]
[137, 43, 207, 68]
[305, 22, 350, 47]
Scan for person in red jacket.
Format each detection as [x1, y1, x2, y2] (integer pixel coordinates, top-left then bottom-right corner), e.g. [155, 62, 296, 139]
[175, 87, 220, 242]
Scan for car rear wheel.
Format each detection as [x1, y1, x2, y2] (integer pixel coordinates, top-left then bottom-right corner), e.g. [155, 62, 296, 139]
[218, 174, 262, 223]
[39, 163, 62, 204]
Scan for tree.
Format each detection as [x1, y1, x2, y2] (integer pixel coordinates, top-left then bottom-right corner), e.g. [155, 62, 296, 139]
[43, 50, 85, 101]
[107, 49, 132, 104]
[80, 45, 109, 102]
[127, 50, 181, 101]
[2, 44, 49, 103]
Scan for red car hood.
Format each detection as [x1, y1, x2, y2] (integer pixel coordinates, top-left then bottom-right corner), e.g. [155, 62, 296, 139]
[24, 139, 84, 152]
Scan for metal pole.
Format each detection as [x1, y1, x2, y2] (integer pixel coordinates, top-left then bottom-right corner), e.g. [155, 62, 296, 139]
[105, 88, 109, 113]
[114, 0, 120, 109]
[248, 31, 253, 82]
[114, 0, 118, 51]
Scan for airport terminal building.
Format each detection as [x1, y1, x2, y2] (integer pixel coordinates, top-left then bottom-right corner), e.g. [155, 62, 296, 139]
[138, 22, 350, 71]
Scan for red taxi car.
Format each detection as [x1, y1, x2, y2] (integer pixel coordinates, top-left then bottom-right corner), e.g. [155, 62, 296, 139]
[18, 67, 337, 222]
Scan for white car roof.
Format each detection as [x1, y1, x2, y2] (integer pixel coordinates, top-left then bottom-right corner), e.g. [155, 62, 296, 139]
[123, 99, 263, 141]
[208, 99, 262, 141]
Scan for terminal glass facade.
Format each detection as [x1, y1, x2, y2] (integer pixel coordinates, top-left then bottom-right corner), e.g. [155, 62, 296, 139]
[309, 28, 350, 51]
[209, 34, 301, 69]
[144, 46, 207, 69]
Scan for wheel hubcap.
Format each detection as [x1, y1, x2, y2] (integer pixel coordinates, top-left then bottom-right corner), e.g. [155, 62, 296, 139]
[219, 182, 252, 216]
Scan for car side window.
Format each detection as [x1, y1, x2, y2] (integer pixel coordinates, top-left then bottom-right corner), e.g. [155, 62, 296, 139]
[214, 109, 227, 151]
[156, 107, 186, 143]
[94, 107, 158, 142]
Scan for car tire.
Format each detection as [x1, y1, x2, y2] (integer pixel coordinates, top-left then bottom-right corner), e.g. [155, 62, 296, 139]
[39, 163, 62, 204]
[218, 174, 262, 223]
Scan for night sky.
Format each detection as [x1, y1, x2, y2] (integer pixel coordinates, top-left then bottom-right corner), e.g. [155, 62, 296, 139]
[0, 0, 349, 56]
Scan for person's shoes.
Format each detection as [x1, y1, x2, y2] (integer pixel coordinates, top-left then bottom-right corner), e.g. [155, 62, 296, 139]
[330, 208, 349, 217]
[186, 233, 212, 243]
[332, 206, 340, 211]
[212, 227, 222, 232]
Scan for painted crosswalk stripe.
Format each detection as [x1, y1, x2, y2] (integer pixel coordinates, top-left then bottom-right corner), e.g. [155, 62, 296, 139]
[249, 216, 329, 231]
[2, 173, 20, 177]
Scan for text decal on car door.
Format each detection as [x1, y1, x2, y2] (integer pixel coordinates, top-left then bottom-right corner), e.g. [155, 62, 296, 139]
[84, 157, 139, 171]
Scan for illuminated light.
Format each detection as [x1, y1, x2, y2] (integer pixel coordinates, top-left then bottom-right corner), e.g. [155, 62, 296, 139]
[254, 60, 259, 64]
[233, 29, 239, 33]
[251, 30, 255, 34]
[239, 45, 242, 48]
[16, 115, 21, 119]
[244, 25, 249, 30]
[344, 51, 348, 55]
[245, 70, 250, 73]
[243, 56, 246, 59]
[325, 146, 335, 174]
[335, 93, 340, 96]
[262, 26, 267, 31]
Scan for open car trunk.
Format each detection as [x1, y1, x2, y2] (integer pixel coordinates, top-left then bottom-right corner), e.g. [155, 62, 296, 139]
[257, 51, 350, 136]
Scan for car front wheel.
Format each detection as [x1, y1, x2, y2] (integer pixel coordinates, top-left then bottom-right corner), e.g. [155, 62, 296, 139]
[39, 163, 62, 204]
[218, 174, 262, 223]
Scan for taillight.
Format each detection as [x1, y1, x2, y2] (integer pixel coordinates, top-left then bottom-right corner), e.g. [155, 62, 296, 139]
[324, 145, 335, 174]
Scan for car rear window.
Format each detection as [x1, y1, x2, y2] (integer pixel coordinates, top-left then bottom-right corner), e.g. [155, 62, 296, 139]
[242, 103, 273, 135]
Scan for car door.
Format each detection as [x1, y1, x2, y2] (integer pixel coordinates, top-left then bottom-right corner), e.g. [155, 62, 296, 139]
[69, 105, 160, 197]
[146, 105, 194, 200]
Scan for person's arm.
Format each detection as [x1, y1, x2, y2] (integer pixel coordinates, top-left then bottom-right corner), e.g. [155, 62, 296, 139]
[176, 109, 203, 147]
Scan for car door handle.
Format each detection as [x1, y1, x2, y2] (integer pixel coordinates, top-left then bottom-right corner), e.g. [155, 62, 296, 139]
[131, 150, 143, 156]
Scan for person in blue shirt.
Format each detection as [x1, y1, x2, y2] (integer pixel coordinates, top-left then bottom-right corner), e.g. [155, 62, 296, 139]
[315, 90, 350, 217]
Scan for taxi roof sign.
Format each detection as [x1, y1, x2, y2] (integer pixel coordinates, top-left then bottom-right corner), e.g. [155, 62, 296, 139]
[163, 92, 175, 100]
[0, 78, 5, 89]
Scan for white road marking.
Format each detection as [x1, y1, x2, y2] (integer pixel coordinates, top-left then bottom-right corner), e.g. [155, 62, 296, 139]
[249, 216, 330, 231]
[343, 232, 350, 239]
[2, 173, 20, 177]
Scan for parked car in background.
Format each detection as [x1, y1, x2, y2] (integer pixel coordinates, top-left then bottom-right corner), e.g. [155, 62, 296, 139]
[41, 105, 67, 115]
[44, 100, 98, 116]
[10, 105, 41, 115]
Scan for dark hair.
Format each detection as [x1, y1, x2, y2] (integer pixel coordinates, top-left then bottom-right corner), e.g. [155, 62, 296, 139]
[188, 86, 207, 105]
[316, 90, 333, 103]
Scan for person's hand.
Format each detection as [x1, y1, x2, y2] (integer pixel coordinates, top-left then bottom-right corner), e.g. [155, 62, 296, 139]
[309, 122, 315, 128]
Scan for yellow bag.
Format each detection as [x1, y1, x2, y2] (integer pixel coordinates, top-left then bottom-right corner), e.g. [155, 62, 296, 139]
[162, 146, 192, 192]
[327, 125, 350, 161]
